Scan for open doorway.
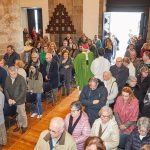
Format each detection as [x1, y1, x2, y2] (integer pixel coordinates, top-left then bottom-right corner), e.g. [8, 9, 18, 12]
[21, 8, 43, 36]
[103, 12, 143, 58]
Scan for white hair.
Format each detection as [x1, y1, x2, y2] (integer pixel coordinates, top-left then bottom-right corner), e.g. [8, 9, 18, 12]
[50, 117, 64, 130]
[99, 106, 113, 119]
[8, 66, 18, 73]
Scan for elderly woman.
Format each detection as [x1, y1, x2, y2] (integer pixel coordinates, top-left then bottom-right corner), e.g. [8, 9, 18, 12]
[15, 60, 27, 80]
[80, 77, 107, 126]
[126, 76, 142, 111]
[64, 101, 90, 150]
[103, 71, 118, 108]
[114, 87, 139, 149]
[137, 66, 150, 102]
[84, 136, 106, 150]
[123, 57, 136, 77]
[91, 106, 119, 150]
[125, 117, 150, 150]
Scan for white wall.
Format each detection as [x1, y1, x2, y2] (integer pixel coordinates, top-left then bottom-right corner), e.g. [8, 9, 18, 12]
[21, 8, 28, 30]
[83, 0, 99, 39]
[20, 0, 49, 35]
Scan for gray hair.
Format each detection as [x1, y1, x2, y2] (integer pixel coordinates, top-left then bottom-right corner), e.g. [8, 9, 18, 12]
[50, 117, 64, 130]
[127, 76, 137, 84]
[8, 66, 18, 73]
[70, 101, 82, 111]
[99, 106, 113, 119]
[137, 117, 150, 131]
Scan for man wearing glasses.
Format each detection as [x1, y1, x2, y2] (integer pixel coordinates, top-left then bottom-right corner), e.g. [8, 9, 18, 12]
[34, 117, 76, 150]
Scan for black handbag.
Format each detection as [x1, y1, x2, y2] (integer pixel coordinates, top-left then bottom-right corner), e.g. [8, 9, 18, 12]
[26, 92, 37, 103]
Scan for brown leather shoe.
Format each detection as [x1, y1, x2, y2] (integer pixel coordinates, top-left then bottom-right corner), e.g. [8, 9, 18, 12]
[13, 127, 20, 132]
[21, 127, 28, 134]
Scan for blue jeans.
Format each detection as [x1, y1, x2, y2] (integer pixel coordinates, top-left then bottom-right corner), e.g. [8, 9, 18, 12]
[118, 133, 129, 149]
[33, 93, 43, 115]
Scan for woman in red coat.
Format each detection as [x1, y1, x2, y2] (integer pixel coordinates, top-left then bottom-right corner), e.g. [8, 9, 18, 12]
[114, 86, 139, 149]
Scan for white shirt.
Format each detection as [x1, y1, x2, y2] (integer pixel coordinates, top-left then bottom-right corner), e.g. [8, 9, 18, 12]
[127, 62, 136, 77]
[91, 56, 110, 80]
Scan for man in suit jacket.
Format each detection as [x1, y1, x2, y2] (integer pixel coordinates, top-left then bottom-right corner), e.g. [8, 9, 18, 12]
[42, 53, 59, 102]
[4, 66, 27, 133]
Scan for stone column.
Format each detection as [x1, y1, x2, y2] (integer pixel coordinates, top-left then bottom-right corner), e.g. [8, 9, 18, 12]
[0, 0, 23, 55]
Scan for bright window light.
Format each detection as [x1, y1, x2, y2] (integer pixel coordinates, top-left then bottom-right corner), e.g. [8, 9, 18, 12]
[34, 9, 38, 32]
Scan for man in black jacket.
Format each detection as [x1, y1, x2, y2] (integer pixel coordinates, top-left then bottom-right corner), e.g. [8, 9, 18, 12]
[3, 45, 20, 67]
[4, 66, 27, 133]
[42, 53, 59, 102]
[110, 57, 129, 93]
[0, 66, 7, 89]
[80, 77, 108, 126]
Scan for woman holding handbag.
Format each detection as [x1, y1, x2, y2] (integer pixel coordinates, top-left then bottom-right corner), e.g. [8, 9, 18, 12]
[27, 65, 43, 119]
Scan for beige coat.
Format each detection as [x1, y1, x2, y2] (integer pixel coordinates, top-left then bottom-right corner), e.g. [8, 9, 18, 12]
[34, 130, 77, 150]
[27, 72, 43, 93]
[91, 116, 119, 150]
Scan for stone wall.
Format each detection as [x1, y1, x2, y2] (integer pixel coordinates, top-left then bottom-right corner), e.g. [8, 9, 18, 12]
[0, 0, 23, 55]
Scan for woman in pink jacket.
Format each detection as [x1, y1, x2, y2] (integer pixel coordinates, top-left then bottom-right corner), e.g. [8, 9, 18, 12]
[114, 86, 139, 149]
[65, 101, 91, 150]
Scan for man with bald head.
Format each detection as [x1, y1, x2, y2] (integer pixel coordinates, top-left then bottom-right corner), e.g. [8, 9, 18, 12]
[34, 117, 76, 150]
[42, 53, 59, 102]
[110, 57, 129, 93]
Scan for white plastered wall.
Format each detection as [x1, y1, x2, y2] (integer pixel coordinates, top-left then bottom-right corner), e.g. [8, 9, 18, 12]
[83, 0, 99, 39]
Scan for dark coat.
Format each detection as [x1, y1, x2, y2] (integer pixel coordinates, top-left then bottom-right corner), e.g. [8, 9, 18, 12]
[0, 67, 7, 89]
[42, 60, 59, 89]
[3, 51, 20, 67]
[142, 87, 150, 118]
[110, 65, 129, 92]
[80, 81, 107, 126]
[59, 57, 72, 84]
[126, 84, 142, 103]
[125, 129, 150, 150]
[4, 74, 27, 105]
[137, 74, 150, 100]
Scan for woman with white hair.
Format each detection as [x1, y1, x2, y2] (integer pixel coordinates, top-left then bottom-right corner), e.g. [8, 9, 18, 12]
[126, 76, 142, 107]
[123, 57, 136, 77]
[91, 106, 119, 150]
[103, 71, 118, 108]
[125, 117, 150, 150]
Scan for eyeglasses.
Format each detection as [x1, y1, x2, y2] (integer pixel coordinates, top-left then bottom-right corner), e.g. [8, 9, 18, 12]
[101, 115, 110, 118]
[116, 60, 122, 62]
[70, 109, 79, 113]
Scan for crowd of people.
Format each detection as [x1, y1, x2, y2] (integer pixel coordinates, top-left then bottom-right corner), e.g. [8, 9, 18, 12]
[0, 28, 150, 150]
